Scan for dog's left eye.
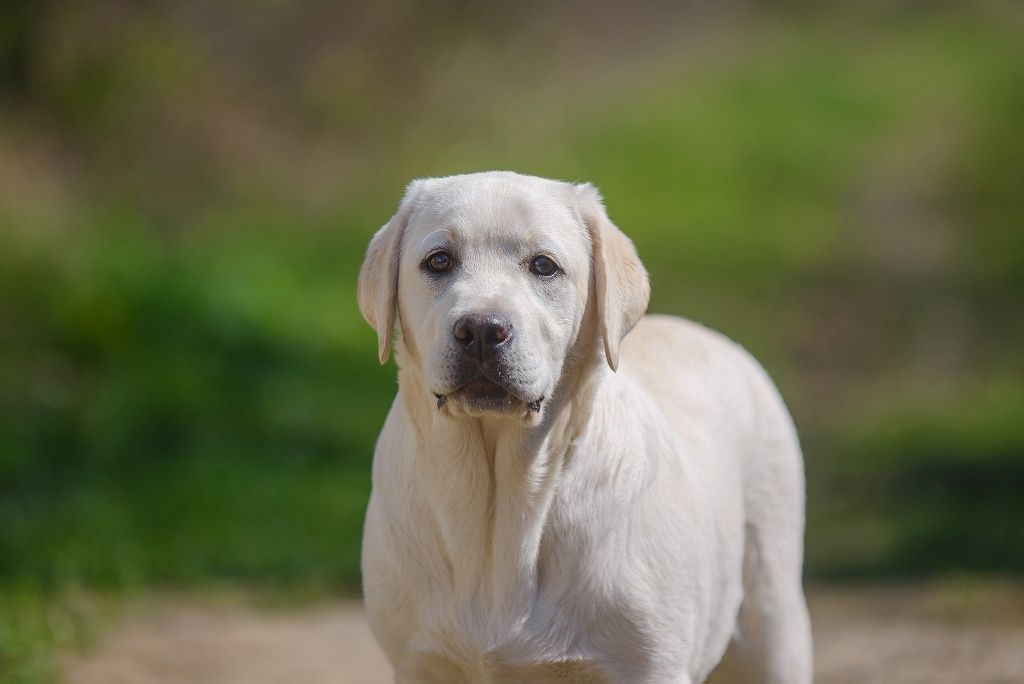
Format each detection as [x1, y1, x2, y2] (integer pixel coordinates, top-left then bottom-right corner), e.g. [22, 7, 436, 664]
[529, 255, 559, 277]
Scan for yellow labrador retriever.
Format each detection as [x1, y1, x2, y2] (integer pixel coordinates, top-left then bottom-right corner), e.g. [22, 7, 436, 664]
[358, 172, 812, 683]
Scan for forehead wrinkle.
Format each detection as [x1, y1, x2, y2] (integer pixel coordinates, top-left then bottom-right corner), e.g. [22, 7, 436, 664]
[472, 192, 571, 236]
[417, 227, 457, 251]
[414, 182, 589, 258]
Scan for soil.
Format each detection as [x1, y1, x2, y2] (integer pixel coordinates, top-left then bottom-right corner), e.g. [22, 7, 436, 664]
[63, 584, 1024, 684]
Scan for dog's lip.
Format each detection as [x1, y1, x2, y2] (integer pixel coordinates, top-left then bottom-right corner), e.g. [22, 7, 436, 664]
[433, 377, 544, 412]
[441, 374, 512, 398]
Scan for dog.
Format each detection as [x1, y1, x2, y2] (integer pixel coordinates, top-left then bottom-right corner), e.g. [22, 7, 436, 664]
[358, 171, 812, 683]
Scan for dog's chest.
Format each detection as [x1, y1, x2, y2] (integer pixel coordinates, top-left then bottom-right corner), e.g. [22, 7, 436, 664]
[400, 551, 653, 683]
[393, 483, 683, 681]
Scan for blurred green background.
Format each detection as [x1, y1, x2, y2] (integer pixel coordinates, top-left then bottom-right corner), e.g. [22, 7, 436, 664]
[1, 1, 1023, 680]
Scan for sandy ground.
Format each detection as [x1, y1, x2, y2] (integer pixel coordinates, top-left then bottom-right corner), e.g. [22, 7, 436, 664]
[64, 585, 1024, 684]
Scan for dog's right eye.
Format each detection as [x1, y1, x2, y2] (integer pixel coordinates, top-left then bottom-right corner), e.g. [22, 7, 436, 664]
[424, 251, 453, 273]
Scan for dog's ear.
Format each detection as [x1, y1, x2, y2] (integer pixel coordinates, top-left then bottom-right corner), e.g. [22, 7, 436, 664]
[575, 183, 650, 371]
[358, 181, 421, 364]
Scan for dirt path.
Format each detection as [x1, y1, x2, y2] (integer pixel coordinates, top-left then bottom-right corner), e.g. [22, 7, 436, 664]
[64, 585, 1024, 684]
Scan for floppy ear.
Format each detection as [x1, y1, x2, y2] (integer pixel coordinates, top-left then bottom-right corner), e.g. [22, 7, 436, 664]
[358, 182, 421, 364]
[575, 183, 650, 371]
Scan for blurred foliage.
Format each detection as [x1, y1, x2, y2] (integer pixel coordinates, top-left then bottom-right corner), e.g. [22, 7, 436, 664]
[1, 2, 1024, 676]
[0, 218, 386, 587]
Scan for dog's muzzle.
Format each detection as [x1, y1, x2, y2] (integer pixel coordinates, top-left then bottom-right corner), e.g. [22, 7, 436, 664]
[433, 313, 543, 414]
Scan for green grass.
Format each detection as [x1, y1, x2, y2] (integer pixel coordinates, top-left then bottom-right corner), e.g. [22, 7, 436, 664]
[0, 220, 390, 589]
[0, 588, 99, 684]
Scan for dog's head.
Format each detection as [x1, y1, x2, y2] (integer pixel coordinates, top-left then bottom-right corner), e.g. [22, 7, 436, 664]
[358, 172, 648, 421]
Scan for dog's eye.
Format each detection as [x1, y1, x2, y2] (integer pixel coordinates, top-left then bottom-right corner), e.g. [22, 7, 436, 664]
[425, 251, 453, 273]
[529, 255, 559, 277]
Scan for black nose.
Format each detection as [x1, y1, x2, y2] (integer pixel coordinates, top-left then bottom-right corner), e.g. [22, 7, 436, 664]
[453, 314, 513, 359]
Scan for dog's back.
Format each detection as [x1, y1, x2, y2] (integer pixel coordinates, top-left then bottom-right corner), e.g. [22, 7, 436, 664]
[621, 314, 812, 683]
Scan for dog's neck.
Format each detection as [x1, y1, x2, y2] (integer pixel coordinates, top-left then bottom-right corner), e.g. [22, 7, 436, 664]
[393, 339, 604, 635]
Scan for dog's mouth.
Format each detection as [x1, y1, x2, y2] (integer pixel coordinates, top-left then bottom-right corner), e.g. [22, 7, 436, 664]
[434, 377, 543, 415]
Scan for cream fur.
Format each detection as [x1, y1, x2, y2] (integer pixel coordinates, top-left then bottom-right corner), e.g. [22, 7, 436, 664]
[358, 171, 812, 683]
